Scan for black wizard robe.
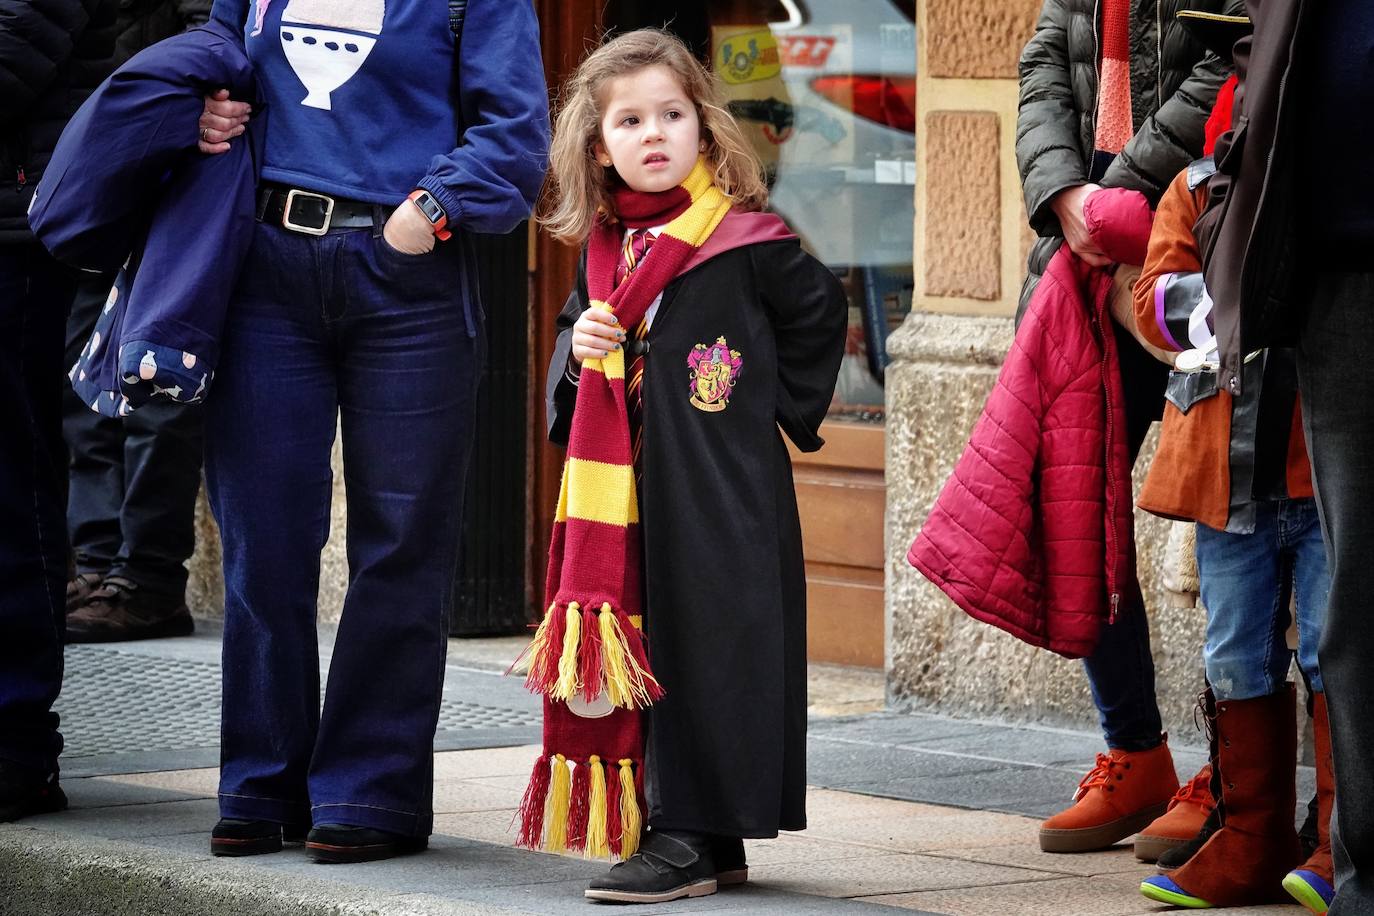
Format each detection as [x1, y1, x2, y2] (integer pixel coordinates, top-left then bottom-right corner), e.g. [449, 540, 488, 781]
[545, 220, 846, 837]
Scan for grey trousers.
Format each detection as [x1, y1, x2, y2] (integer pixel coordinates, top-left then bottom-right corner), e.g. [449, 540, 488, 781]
[1299, 269, 1374, 915]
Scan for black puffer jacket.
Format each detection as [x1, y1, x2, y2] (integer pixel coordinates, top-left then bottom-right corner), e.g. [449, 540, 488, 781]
[0, 0, 118, 245]
[113, 0, 212, 67]
[1015, 0, 1241, 314]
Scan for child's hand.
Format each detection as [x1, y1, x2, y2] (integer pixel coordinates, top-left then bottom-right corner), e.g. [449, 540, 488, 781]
[571, 310, 626, 363]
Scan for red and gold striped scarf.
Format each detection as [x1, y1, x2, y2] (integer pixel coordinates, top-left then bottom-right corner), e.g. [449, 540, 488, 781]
[515, 159, 731, 858]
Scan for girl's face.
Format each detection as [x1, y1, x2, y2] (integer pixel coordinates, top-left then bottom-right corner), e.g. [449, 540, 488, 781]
[595, 65, 702, 194]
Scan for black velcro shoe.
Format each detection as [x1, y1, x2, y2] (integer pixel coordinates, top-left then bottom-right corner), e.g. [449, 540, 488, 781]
[1157, 804, 1222, 871]
[211, 818, 301, 856]
[585, 830, 717, 904]
[0, 762, 67, 823]
[306, 824, 428, 864]
[710, 835, 748, 886]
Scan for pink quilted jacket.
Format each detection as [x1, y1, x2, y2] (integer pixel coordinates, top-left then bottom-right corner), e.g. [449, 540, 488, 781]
[907, 189, 1152, 659]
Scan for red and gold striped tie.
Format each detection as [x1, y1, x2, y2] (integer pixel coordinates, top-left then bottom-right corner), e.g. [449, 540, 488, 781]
[618, 228, 655, 477]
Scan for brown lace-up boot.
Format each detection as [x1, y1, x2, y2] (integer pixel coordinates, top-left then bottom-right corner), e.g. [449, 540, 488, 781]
[1283, 692, 1335, 913]
[1140, 684, 1302, 908]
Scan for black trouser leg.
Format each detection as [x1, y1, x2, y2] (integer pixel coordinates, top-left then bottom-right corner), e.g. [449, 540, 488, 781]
[63, 272, 202, 599]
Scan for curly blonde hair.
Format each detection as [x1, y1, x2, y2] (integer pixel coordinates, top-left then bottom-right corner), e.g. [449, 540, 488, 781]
[540, 29, 768, 244]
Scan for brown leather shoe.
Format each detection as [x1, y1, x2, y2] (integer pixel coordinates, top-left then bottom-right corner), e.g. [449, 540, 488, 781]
[1039, 739, 1180, 853]
[66, 577, 194, 643]
[65, 572, 104, 613]
[1134, 762, 1215, 863]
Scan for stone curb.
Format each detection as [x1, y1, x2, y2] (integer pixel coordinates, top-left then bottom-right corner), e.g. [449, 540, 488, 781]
[0, 825, 514, 916]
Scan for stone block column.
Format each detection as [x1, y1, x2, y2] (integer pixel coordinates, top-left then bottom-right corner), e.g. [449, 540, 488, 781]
[885, 0, 1208, 740]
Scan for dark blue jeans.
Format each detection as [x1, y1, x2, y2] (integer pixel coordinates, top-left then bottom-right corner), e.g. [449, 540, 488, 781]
[0, 244, 75, 775]
[205, 221, 481, 836]
[63, 272, 203, 599]
[1081, 322, 1168, 752]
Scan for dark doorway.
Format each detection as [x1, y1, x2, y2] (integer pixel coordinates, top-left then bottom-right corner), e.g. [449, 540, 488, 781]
[451, 226, 532, 636]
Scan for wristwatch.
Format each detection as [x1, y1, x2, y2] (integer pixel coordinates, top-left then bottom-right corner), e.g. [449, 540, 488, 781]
[407, 189, 452, 241]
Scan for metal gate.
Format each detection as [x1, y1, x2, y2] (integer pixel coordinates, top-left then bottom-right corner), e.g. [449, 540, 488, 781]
[451, 225, 531, 636]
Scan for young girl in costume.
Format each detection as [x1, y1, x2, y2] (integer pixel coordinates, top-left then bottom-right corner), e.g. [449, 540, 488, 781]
[514, 29, 846, 905]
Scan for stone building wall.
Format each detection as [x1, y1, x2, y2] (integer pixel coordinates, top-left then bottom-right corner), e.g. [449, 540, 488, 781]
[884, 0, 1212, 746]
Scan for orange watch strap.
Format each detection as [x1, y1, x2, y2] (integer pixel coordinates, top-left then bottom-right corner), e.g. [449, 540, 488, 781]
[408, 189, 451, 241]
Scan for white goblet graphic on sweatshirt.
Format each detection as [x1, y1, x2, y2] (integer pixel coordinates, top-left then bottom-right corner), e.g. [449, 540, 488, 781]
[279, 0, 385, 110]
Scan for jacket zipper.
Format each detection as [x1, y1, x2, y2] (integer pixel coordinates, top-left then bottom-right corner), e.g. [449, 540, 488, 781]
[1092, 301, 1122, 623]
[1089, 0, 1102, 141]
[1155, 0, 1164, 112]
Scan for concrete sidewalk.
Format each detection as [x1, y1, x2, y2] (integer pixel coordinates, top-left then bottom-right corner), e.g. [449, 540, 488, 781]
[0, 628, 1308, 915]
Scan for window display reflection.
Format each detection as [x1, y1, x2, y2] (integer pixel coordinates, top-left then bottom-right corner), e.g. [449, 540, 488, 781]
[608, 0, 916, 421]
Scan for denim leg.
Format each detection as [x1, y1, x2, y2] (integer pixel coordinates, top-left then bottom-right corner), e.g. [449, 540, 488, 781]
[1080, 324, 1166, 751]
[306, 230, 480, 837]
[63, 272, 124, 576]
[1082, 597, 1163, 750]
[1195, 506, 1292, 701]
[206, 224, 336, 825]
[1298, 270, 1374, 914]
[0, 245, 75, 773]
[1284, 499, 1328, 695]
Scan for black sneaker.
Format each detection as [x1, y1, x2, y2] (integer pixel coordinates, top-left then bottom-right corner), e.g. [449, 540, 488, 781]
[211, 818, 307, 856]
[306, 824, 428, 863]
[66, 576, 194, 643]
[710, 835, 748, 886]
[0, 761, 66, 823]
[585, 830, 717, 904]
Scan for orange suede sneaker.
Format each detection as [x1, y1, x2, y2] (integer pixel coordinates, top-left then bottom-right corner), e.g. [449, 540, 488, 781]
[1134, 763, 1214, 862]
[1039, 740, 1180, 853]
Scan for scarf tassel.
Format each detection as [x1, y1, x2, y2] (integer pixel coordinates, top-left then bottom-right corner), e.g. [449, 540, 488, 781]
[515, 755, 552, 849]
[517, 755, 643, 860]
[521, 601, 662, 709]
[545, 754, 573, 853]
[567, 755, 592, 850]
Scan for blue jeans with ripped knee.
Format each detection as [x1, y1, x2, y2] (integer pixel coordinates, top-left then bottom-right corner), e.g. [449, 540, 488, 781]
[1196, 498, 1329, 702]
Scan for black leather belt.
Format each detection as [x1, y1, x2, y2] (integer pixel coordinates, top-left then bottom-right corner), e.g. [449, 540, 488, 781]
[257, 184, 393, 235]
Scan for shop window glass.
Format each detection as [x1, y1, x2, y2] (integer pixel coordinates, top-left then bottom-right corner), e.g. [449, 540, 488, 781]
[608, 0, 917, 423]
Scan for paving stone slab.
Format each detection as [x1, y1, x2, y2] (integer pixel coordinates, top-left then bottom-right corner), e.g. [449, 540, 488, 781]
[432, 779, 524, 814]
[749, 852, 1059, 897]
[802, 809, 1038, 855]
[828, 761, 1078, 819]
[21, 797, 219, 839]
[921, 842, 1150, 878]
[869, 870, 1304, 916]
[62, 776, 208, 810]
[809, 714, 991, 747]
[807, 740, 1009, 789]
[433, 745, 542, 781]
[105, 767, 219, 796]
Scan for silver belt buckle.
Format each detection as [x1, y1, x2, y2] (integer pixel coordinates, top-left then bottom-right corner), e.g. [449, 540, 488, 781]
[282, 188, 335, 236]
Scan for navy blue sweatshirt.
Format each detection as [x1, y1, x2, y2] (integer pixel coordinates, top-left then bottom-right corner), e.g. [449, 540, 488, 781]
[1300, 2, 1374, 260]
[209, 0, 548, 232]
